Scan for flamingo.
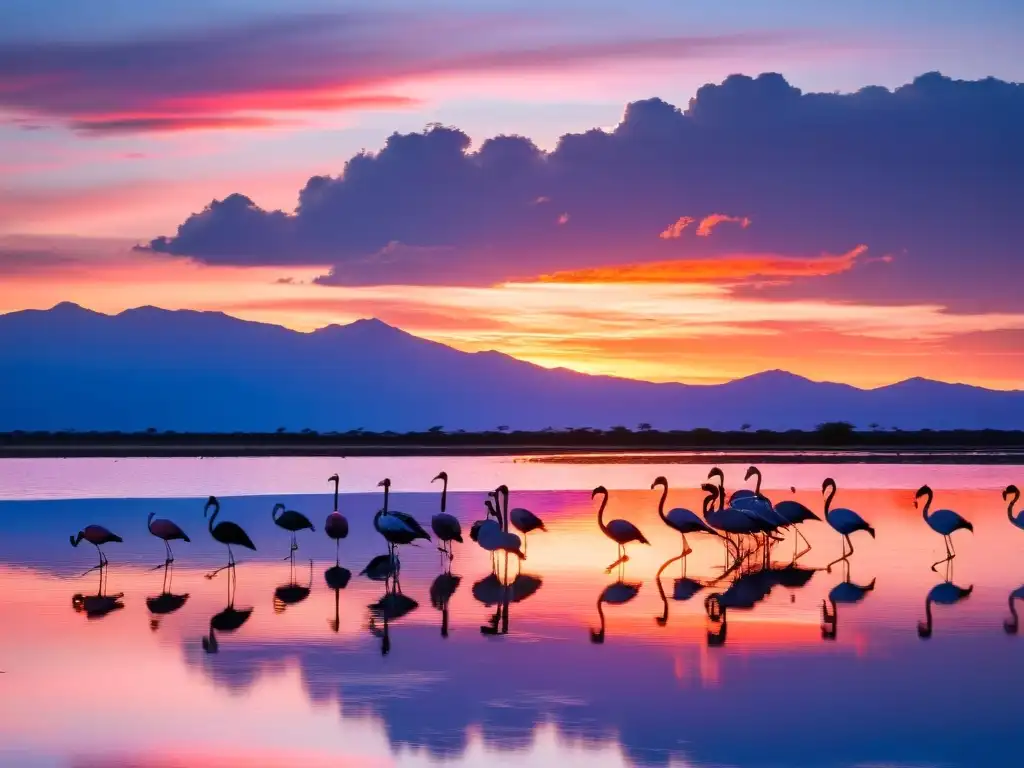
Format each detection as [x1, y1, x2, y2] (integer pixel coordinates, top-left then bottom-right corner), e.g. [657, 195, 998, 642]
[1004, 484, 1023, 532]
[147, 512, 189, 564]
[915, 485, 973, 571]
[772, 496, 821, 559]
[430, 471, 463, 561]
[590, 578, 641, 644]
[475, 497, 525, 561]
[593, 485, 649, 573]
[497, 485, 546, 554]
[324, 473, 349, 562]
[708, 467, 786, 558]
[651, 476, 718, 556]
[272, 502, 315, 559]
[703, 481, 778, 568]
[821, 478, 875, 569]
[1003, 584, 1024, 634]
[729, 465, 773, 507]
[204, 496, 256, 578]
[69, 525, 122, 572]
[654, 552, 707, 627]
[374, 479, 431, 560]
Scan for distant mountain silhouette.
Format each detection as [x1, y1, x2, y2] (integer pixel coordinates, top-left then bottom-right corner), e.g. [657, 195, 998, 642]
[1, 303, 1022, 432]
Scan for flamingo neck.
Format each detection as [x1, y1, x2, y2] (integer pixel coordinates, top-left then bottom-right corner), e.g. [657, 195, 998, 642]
[921, 600, 933, 634]
[382, 485, 389, 514]
[440, 479, 447, 513]
[332, 478, 339, 511]
[655, 483, 668, 522]
[70, 532, 83, 547]
[919, 490, 933, 522]
[715, 478, 725, 510]
[823, 484, 836, 516]
[502, 488, 510, 531]
[592, 599, 606, 641]
[753, 469, 762, 495]
[207, 507, 218, 534]
[1008, 489, 1021, 524]
[596, 492, 610, 535]
[1009, 594, 1020, 630]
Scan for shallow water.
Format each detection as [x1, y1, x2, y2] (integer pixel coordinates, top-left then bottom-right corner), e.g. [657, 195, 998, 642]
[1, 456, 1023, 767]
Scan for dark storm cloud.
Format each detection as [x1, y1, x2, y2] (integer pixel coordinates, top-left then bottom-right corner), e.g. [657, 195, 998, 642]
[143, 72, 1024, 309]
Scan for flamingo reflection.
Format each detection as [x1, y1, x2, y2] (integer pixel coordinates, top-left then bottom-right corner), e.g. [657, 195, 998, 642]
[430, 571, 461, 638]
[917, 562, 973, 639]
[369, 583, 419, 656]
[473, 554, 543, 637]
[325, 564, 352, 633]
[146, 564, 189, 631]
[590, 563, 641, 644]
[654, 553, 706, 627]
[704, 566, 777, 647]
[71, 566, 124, 619]
[1004, 584, 1024, 634]
[821, 561, 876, 641]
[202, 569, 253, 654]
[273, 559, 313, 614]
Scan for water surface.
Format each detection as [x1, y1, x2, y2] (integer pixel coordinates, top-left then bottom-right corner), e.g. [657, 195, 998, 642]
[1, 456, 1022, 767]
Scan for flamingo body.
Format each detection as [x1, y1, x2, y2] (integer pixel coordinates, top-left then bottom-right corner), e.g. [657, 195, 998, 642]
[924, 508, 973, 536]
[826, 507, 875, 537]
[273, 505, 315, 533]
[509, 507, 545, 535]
[325, 512, 349, 540]
[774, 499, 821, 524]
[606, 518, 649, 545]
[431, 512, 463, 543]
[71, 525, 122, 547]
[147, 516, 189, 542]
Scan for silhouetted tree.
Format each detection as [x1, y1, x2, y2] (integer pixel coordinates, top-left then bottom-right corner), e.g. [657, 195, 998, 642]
[740, 423, 751, 431]
[815, 421, 856, 440]
[428, 425, 444, 434]
[637, 422, 653, 432]
[868, 422, 880, 430]
[497, 425, 509, 432]
[276, 427, 287, 434]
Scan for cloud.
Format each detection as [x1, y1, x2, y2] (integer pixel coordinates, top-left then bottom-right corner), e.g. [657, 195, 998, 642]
[538, 245, 867, 284]
[695, 213, 751, 237]
[0, 12, 798, 135]
[142, 71, 1024, 310]
[658, 216, 694, 239]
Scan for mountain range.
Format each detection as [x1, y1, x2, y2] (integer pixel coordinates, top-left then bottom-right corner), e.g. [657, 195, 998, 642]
[0, 302, 1021, 432]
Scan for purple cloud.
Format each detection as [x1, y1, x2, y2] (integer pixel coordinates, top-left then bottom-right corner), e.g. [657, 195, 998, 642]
[0, 11, 796, 135]
[144, 71, 1024, 309]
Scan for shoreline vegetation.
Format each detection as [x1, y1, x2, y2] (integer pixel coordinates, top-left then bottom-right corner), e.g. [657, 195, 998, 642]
[2, 423, 1024, 462]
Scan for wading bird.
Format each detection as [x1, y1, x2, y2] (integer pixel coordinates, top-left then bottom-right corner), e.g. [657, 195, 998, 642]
[1003, 484, 1023, 533]
[821, 478, 875, 569]
[918, 570, 973, 639]
[69, 525, 122, 572]
[430, 471, 462, 561]
[497, 485, 546, 554]
[147, 512, 189, 564]
[651, 476, 719, 556]
[374, 478, 431, 559]
[474, 497, 525, 562]
[272, 502, 315, 560]
[593, 485, 649, 573]
[324, 473, 349, 562]
[590, 578, 641, 644]
[1004, 584, 1024, 634]
[205, 496, 256, 578]
[915, 485, 973, 571]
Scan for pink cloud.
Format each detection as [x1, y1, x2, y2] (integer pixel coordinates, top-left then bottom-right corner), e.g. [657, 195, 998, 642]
[696, 213, 751, 236]
[658, 216, 695, 239]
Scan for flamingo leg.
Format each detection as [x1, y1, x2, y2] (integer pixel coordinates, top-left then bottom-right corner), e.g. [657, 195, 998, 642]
[681, 533, 692, 557]
[335, 538, 340, 564]
[931, 535, 955, 572]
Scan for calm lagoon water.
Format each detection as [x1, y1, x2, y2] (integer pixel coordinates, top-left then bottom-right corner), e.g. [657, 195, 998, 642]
[1, 456, 1023, 767]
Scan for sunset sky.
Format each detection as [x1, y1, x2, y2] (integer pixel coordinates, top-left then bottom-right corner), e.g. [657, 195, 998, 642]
[2, 1, 1023, 388]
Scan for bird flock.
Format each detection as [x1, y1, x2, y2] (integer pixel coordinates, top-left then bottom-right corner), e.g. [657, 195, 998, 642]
[66, 466, 1023, 641]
